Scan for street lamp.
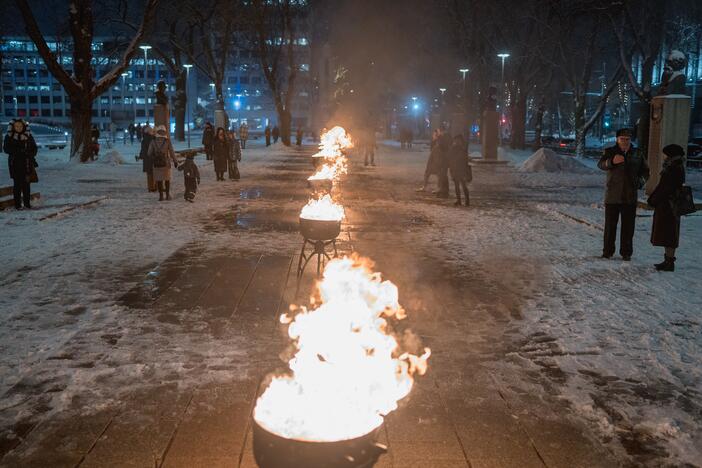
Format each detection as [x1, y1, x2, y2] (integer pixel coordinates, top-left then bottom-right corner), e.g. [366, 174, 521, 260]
[184, 64, 193, 148]
[497, 53, 510, 106]
[139, 45, 152, 124]
[459, 68, 470, 80]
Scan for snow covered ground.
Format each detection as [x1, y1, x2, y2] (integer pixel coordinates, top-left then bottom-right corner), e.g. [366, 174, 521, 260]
[1, 138, 701, 466]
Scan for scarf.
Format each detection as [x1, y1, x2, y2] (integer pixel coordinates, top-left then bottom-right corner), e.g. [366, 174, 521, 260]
[662, 155, 684, 172]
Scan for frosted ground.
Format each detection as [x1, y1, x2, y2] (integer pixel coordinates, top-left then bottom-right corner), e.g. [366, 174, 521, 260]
[1, 138, 701, 466]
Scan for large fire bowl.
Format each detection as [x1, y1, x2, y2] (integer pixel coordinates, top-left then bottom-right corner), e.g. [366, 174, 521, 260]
[253, 421, 386, 468]
[299, 217, 341, 241]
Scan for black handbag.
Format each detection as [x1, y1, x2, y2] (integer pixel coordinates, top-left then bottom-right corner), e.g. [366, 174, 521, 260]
[670, 185, 696, 217]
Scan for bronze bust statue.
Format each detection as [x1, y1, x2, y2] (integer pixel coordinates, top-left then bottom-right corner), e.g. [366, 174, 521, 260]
[155, 80, 169, 106]
[658, 50, 687, 96]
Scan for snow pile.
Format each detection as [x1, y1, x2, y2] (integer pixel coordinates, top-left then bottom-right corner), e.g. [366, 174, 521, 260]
[518, 148, 594, 174]
[99, 150, 126, 166]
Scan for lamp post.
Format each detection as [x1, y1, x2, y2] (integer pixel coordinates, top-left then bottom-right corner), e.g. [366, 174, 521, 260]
[497, 53, 510, 104]
[459, 67, 469, 111]
[139, 45, 152, 124]
[183, 64, 193, 148]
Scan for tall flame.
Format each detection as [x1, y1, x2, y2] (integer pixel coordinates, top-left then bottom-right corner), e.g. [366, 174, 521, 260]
[309, 126, 353, 181]
[254, 256, 430, 442]
[300, 194, 345, 221]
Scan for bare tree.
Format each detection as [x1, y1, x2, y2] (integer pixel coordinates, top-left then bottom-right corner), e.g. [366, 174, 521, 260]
[546, 0, 622, 157]
[16, 0, 158, 161]
[610, 0, 667, 153]
[248, 0, 306, 146]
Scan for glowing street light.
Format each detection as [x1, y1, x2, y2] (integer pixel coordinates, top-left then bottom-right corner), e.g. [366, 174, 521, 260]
[183, 64, 193, 147]
[439, 88, 447, 96]
[459, 68, 470, 80]
[497, 53, 510, 86]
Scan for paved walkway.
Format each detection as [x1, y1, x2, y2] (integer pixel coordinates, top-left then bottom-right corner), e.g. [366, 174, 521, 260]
[0, 147, 620, 467]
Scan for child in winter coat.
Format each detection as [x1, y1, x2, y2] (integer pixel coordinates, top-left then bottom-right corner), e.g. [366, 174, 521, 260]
[178, 154, 200, 202]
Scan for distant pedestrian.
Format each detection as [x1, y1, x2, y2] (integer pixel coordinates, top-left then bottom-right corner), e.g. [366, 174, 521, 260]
[178, 153, 200, 202]
[598, 128, 649, 260]
[3, 119, 38, 210]
[90, 125, 100, 161]
[296, 128, 303, 146]
[239, 123, 249, 149]
[148, 125, 178, 201]
[136, 123, 143, 142]
[109, 121, 116, 143]
[265, 125, 271, 146]
[128, 123, 136, 144]
[138, 124, 156, 192]
[227, 130, 241, 180]
[436, 127, 452, 198]
[364, 128, 377, 167]
[407, 128, 414, 149]
[449, 134, 471, 206]
[272, 125, 280, 144]
[647, 144, 686, 271]
[202, 122, 215, 160]
[213, 127, 230, 181]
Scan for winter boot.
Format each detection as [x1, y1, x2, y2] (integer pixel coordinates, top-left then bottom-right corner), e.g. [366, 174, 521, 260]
[655, 256, 675, 272]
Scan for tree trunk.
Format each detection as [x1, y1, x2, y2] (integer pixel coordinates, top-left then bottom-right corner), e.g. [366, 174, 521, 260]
[279, 108, 292, 146]
[574, 98, 586, 158]
[70, 97, 94, 162]
[173, 70, 186, 141]
[510, 98, 527, 149]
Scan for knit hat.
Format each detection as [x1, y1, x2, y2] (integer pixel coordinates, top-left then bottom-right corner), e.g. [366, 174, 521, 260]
[616, 128, 633, 137]
[662, 143, 685, 158]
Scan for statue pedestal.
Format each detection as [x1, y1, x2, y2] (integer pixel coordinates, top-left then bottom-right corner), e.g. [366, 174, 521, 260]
[154, 104, 170, 132]
[646, 95, 691, 195]
[482, 110, 499, 160]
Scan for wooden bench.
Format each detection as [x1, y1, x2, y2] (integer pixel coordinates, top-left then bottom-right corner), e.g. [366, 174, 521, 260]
[0, 185, 41, 210]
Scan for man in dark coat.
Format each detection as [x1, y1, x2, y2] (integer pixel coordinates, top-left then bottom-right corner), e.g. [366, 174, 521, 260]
[265, 126, 271, 146]
[647, 144, 686, 271]
[202, 122, 215, 160]
[449, 134, 471, 206]
[138, 124, 156, 192]
[272, 125, 280, 144]
[3, 119, 38, 210]
[436, 127, 452, 198]
[597, 128, 649, 260]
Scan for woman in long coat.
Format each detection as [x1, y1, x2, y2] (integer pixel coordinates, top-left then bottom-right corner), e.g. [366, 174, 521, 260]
[147, 125, 178, 201]
[213, 127, 230, 181]
[3, 119, 38, 209]
[647, 143, 686, 271]
[448, 134, 471, 206]
[227, 130, 241, 180]
[139, 124, 155, 192]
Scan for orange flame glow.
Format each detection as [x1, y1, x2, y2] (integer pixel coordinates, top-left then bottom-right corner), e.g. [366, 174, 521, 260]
[253, 256, 430, 442]
[300, 194, 345, 221]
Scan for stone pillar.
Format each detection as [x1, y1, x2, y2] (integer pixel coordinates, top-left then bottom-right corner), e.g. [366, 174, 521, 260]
[154, 104, 170, 134]
[646, 95, 691, 195]
[482, 110, 499, 160]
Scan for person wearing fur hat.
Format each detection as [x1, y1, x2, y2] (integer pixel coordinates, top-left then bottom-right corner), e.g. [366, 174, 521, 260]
[3, 119, 38, 210]
[147, 125, 178, 201]
[647, 144, 686, 271]
[597, 128, 649, 260]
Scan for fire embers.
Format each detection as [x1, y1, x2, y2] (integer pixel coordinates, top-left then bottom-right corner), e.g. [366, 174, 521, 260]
[254, 256, 431, 443]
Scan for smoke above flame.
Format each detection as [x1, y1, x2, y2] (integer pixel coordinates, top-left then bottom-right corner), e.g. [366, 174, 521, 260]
[253, 256, 430, 442]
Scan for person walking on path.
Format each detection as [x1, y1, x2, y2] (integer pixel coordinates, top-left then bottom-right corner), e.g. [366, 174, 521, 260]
[296, 128, 303, 146]
[239, 123, 249, 149]
[178, 153, 200, 202]
[3, 119, 38, 210]
[597, 128, 649, 260]
[416, 129, 442, 192]
[202, 122, 215, 161]
[227, 130, 241, 180]
[272, 125, 280, 144]
[128, 123, 135, 145]
[147, 125, 178, 201]
[449, 134, 471, 206]
[213, 127, 230, 181]
[138, 124, 156, 192]
[364, 127, 377, 166]
[647, 144, 686, 271]
[136, 123, 143, 142]
[436, 127, 452, 198]
[90, 125, 100, 161]
[264, 125, 271, 147]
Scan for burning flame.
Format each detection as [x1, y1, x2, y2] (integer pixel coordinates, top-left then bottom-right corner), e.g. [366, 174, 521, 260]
[300, 194, 345, 222]
[313, 126, 353, 159]
[254, 256, 430, 442]
[308, 158, 348, 181]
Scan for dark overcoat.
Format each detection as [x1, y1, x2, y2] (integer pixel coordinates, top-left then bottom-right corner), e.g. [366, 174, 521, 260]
[648, 158, 685, 248]
[598, 144, 649, 204]
[3, 133, 38, 180]
[213, 139, 230, 173]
